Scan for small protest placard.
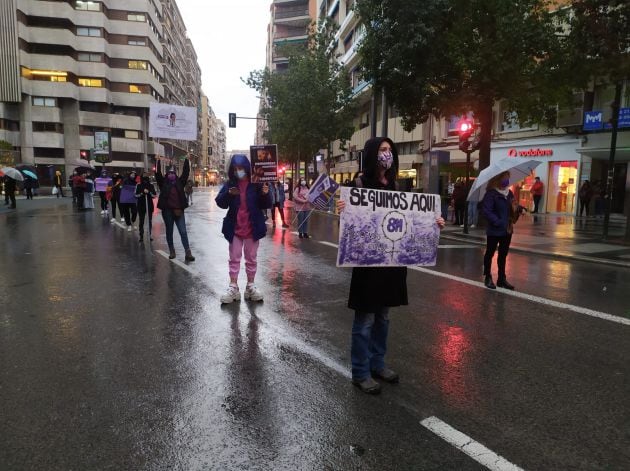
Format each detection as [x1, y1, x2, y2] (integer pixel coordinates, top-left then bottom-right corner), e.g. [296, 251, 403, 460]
[337, 187, 441, 267]
[249, 145, 278, 183]
[307, 173, 339, 210]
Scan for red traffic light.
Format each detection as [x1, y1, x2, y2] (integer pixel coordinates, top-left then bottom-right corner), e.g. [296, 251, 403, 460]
[457, 119, 474, 137]
[80, 150, 88, 158]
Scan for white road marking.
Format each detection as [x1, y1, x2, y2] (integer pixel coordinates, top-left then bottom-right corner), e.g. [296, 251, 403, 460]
[155, 249, 197, 275]
[421, 417, 524, 471]
[314, 239, 630, 327]
[438, 244, 476, 249]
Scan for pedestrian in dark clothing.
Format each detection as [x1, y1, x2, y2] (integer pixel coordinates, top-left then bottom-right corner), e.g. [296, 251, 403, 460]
[4, 176, 17, 208]
[135, 175, 156, 243]
[156, 159, 195, 261]
[270, 180, 289, 228]
[23, 177, 34, 200]
[184, 179, 194, 206]
[69, 171, 77, 204]
[119, 171, 138, 231]
[578, 180, 593, 217]
[452, 179, 467, 226]
[337, 137, 445, 395]
[72, 172, 86, 209]
[481, 171, 524, 290]
[95, 171, 112, 216]
[110, 173, 122, 223]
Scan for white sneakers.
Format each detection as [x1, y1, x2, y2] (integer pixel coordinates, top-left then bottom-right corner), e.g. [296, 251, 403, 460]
[110, 218, 116, 223]
[220, 284, 264, 303]
[220, 285, 240, 304]
[127, 226, 132, 232]
[244, 284, 263, 302]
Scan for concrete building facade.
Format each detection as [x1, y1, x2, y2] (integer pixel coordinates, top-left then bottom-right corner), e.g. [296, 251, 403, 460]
[0, 0, 202, 187]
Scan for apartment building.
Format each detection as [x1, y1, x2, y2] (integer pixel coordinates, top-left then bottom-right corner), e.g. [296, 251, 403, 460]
[0, 0, 202, 187]
[320, 0, 630, 216]
[200, 93, 226, 185]
[159, 0, 202, 169]
[256, 0, 317, 145]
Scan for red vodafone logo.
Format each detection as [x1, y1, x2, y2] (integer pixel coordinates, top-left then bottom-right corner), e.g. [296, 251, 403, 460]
[507, 148, 553, 157]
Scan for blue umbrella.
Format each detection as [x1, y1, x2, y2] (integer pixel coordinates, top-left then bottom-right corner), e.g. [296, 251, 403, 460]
[21, 169, 37, 180]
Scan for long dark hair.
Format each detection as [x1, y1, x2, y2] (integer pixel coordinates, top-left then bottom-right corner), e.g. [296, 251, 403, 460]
[361, 137, 399, 186]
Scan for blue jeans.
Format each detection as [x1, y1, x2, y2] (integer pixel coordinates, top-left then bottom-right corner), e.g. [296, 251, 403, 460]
[297, 210, 309, 233]
[467, 201, 478, 226]
[162, 209, 190, 251]
[351, 308, 390, 380]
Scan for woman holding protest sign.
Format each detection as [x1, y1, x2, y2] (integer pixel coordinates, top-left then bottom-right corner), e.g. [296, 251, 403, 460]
[293, 179, 311, 238]
[338, 137, 445, 394]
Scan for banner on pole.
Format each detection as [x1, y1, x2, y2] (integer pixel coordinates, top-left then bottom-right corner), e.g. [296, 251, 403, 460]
[337, 187, 441, 267]
[307, 173, 339, 210]
[250, 144, 278, 183]
[149, 103, 198, 141]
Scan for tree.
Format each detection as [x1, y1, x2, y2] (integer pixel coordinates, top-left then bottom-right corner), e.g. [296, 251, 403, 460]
[355, 0, 568, 169]
[245, 19, 356, 173]
[0, 140, 15, 167]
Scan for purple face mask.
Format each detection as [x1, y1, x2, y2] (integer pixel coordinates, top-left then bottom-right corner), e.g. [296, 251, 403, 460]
[167, 173, 177, 182]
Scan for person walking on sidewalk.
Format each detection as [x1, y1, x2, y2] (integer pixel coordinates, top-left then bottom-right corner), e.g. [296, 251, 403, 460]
[530, 176, 544, 213]
[4, 176, 16, 209]
[23, 177, 34, 200]
[578, 180, 593, 217]
[83, 173, 95, 210]
[135, 175, 156, 243]
[481, 171, 525, 290]
[338, 137, 445, 395]
[109, 173, 122, 223]
[156, 159, 195, 262]
[184, 179, 194, 206]
[293, 179, 311, 238]
[271, 180, 289, 228]
[72, 172, 86, 210]
[54, 170, 65, 198]
[215, 154, 271, 304]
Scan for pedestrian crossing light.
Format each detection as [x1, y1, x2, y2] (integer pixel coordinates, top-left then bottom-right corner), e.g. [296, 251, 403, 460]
[457, 119, 475, 152]
[229, 113, 236, 128]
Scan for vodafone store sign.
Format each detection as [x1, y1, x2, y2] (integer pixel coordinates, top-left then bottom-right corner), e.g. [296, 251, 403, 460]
[508, 148, 553, 157]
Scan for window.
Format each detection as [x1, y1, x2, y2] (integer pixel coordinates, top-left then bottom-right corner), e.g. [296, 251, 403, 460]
[128, 60, 147, 70]
[127, 37, 146, 46]
[78, 78, 103, 87]
[78, 52, 102, 62]
[127, 13, 146, 22]
[24, 68, 68, 82]
[75, 1, 100, 11]
[32, 97, 56, 107]
[124, 130, 139, 139]
[50, 75, 67, 82]
[77, 27, 101, 37]
[129, 84, 143, 93]
[33, 122, 64, 133]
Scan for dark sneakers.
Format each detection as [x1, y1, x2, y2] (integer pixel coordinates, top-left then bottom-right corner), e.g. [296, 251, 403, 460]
[372, 368, 400, 384]
[497, 278, 515, 290]
[352, 377, 381, 394]
[484, 275, 496, 289]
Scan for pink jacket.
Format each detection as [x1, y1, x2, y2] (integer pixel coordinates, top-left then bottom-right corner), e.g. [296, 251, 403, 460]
[293, 186, 311, 212]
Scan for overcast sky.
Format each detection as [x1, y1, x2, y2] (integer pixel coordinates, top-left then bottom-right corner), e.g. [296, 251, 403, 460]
[175, 0, 271, 151]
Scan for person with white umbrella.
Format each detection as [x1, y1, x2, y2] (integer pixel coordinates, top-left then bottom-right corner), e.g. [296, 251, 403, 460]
[480, 171, 526, 290]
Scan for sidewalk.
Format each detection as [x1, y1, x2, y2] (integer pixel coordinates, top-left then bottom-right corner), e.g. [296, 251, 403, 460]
[439, 212, 630, 268]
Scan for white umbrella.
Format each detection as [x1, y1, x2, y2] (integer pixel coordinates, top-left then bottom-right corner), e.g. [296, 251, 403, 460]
[467, 157, 542, 202]
[1, 167, 24, 181]
[71, 159, 95, 169]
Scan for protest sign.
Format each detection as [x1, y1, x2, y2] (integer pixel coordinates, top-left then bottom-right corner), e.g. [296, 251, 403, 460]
[307, 173, 339, 210]
[249, 145, 278, 183]
[337, 187, 441, 267]
[149, 103, 198, 141]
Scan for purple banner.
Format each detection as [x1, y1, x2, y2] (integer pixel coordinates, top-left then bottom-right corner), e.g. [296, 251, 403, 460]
[337, 187, 441, 267]
[119, 184, 137, 204]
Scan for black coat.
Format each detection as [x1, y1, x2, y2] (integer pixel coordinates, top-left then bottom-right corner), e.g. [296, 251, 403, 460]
[156, 159, 189, 211]
[348, 137, 408, 311]
[135, 181, 156, 211]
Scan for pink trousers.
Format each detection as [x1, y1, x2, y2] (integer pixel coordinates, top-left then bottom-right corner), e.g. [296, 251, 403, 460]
[229, 236, 259, 281]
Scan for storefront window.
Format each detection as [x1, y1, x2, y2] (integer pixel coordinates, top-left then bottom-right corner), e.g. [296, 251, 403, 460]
[547, 161, 577, 214]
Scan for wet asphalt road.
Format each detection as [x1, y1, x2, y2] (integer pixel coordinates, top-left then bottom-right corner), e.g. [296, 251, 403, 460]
[1, 192, 629, 470]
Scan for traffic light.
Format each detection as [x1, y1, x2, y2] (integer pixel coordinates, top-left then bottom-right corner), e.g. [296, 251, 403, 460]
[457, 119, 475, 152]
[80, 150, 88, 159]
[228, 113, 236, 128]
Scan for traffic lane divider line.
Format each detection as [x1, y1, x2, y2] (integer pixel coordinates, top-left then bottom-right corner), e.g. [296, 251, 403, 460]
[314, 239, 630, 327]
[155, 249, 197, 275]
[420, 416, 525, 471]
